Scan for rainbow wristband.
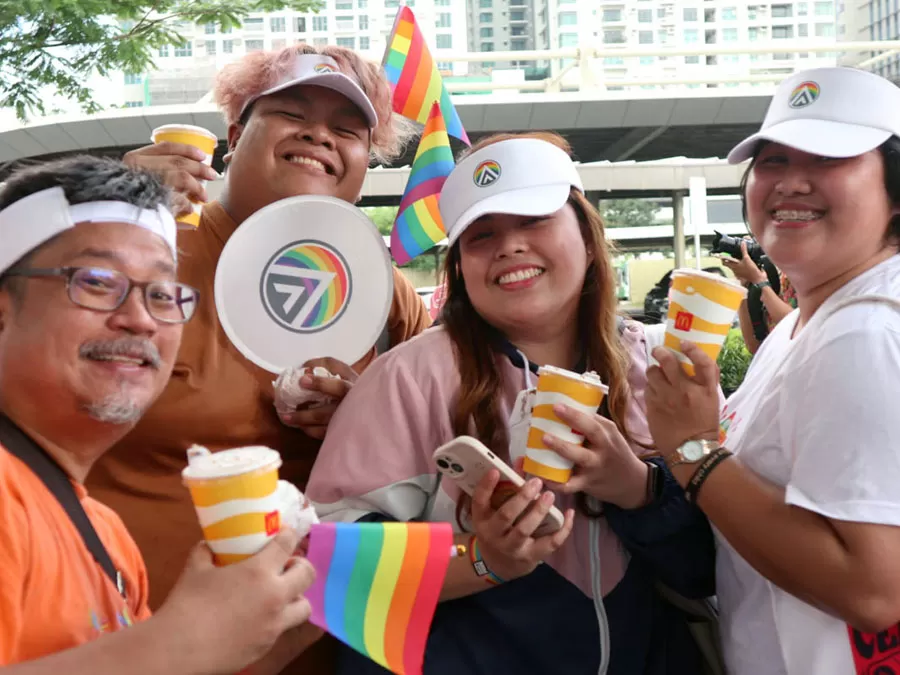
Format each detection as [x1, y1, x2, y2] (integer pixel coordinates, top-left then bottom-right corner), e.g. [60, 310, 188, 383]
[468, 535, 506, 586]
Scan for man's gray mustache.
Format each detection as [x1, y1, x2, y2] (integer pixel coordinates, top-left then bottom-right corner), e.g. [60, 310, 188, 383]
[79, 338, 161, 369]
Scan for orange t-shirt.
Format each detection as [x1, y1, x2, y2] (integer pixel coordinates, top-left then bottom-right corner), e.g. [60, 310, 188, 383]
[0, 445, 151, 665]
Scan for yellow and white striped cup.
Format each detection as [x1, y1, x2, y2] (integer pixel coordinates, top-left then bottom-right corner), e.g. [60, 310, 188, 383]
[523, 366, 609, 484]
[150, 124, 218, 229]
[664, 269, 747, 376]
[182, 445, 289, 566]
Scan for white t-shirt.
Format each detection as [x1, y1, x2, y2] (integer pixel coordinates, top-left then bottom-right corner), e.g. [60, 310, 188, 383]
[717, 254, 900, 675]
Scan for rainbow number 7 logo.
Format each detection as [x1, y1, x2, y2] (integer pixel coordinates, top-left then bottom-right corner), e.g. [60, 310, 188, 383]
[263, 266, 336, 330]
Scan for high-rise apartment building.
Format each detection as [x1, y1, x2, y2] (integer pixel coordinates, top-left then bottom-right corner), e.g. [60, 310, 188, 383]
[466, 0, 552, 77]
[837, 0, 900, 78]
[577, 0, 837, 89]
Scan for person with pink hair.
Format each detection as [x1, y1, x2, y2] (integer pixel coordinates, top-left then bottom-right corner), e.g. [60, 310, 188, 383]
[89, 44, 431, 675]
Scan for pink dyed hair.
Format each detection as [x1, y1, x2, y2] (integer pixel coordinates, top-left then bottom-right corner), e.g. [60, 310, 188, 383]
[214, 43, 411, 164]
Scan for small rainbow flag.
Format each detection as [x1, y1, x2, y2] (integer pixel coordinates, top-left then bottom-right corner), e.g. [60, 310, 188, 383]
[306, 521, 454, 675]
[383, 6, 469, 145]
[391, 102, 455, 266]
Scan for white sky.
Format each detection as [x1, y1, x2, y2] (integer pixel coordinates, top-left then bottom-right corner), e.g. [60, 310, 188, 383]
[0, 70, 125, 131]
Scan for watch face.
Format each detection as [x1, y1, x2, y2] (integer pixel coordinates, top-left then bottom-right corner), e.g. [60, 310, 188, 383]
[681, 441, 705, 462]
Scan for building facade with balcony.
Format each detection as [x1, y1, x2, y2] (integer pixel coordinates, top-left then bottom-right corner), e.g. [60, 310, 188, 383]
[837, 0, 900, 78]
[575, 0, 838, 89]
[120, 0, 469, 108]
[465, 0, 553, 77]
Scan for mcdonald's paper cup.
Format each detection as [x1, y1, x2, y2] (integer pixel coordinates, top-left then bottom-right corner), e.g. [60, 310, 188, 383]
[150, 124, 218, 229]
[664, 269, 747, 375]
[182, 445, 312, 565]
[523, 366, 609, 483]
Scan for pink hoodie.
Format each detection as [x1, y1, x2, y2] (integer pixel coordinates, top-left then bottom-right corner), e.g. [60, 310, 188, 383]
[306, 321, 655, 599]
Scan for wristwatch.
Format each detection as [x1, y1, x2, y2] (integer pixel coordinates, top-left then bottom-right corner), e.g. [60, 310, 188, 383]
[749, 280, 771, 293]
[666, 438, 722, 467]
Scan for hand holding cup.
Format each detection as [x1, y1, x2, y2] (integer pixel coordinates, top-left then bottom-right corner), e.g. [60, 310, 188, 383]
[539, 404, 651, 509]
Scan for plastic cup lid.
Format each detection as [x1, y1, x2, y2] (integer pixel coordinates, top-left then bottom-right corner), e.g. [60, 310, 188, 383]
[538, 365, 609, 391]
[151, 124, 218, 142]
[182, 446, 282, 481]
[672, 267, 747, 293]
[214, 195, 394, 373]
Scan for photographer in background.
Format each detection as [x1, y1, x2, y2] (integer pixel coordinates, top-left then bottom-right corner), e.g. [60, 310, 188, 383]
[714, 234, 797, 354]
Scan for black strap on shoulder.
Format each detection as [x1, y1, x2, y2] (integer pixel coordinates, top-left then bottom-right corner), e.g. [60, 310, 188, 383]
[748, 257, 782, 344]
[0, 414, 125, 598]
[746, 284, 770, 343]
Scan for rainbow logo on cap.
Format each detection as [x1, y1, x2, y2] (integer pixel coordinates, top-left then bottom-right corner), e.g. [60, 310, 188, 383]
[789, 81, 820, 109]
[314, 63, 337, 74]
[260, 241, 351, 334]
[473, 160, 501, 187]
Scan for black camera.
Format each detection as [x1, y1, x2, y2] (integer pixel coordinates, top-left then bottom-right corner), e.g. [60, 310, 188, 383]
[711, 231, 765, 265]
[712, 230, 781, 296]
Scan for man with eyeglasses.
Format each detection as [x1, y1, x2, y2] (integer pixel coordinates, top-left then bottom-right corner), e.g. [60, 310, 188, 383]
[0, 156, 318, 674]
[91, 47, 431, 674]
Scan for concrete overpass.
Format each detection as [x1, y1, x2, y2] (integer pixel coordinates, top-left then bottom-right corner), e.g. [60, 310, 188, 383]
[4, 39, 900, 179]
[5, 38, 900, 178]
[4, 38, 900, 179]
[0, 87, 769, 181]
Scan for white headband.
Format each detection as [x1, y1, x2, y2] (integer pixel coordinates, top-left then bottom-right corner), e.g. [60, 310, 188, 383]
[0, 187, 178, 275]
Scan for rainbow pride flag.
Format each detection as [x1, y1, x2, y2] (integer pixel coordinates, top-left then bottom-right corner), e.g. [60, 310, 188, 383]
[390, 102, 455, 266]
[383, 6, 469, 145]
[306, 521, 454, 675]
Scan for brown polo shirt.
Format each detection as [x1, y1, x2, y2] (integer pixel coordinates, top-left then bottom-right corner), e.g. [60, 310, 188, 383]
[86, 201, 431, 673]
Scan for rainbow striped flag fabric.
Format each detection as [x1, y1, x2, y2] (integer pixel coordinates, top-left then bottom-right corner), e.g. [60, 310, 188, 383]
[383, 6, 469, 145]
[390, 102, 455, 266]
[306, 521, 454, 675]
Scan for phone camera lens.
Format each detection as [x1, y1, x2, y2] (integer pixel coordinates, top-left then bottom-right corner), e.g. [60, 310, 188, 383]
[436, 457, 450, 470]
[451, 463, 464, 474]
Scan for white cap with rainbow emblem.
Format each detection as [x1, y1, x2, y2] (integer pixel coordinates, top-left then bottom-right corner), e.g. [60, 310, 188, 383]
[728, 67, 900, 164]
[439, 138, 584, 247]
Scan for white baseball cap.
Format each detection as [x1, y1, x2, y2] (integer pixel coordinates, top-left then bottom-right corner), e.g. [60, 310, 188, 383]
[728, 67, 900, 164]
[439, 138, 584, 246]
[239, 53, 377, 127]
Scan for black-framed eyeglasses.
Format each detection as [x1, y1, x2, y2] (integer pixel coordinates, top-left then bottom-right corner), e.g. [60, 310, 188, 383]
[4, 266, 200, 324]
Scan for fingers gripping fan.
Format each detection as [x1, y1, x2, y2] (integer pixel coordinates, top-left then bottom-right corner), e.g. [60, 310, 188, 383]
[214, 196, 393, 373]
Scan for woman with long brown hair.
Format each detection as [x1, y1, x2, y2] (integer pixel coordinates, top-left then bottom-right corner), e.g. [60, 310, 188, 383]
[307, 132, 714, 675]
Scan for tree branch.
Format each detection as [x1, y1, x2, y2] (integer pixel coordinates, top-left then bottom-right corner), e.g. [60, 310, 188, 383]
[129, 2, 160, 37]
[117, 13, 182, 41]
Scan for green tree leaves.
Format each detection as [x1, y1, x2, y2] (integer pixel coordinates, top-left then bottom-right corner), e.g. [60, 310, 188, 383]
[0, 0, 323, 120]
